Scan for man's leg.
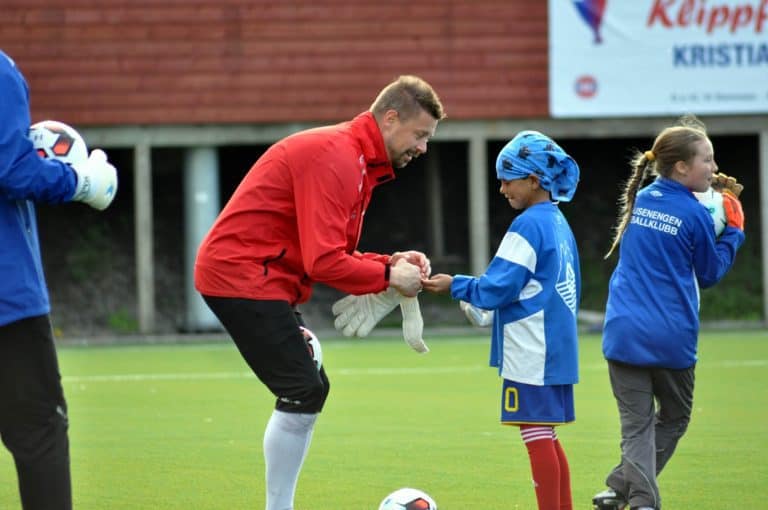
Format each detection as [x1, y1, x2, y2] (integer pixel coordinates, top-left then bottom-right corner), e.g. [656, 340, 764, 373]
[202, 297, 329, 510]
[0, 315, 71, 510]
[263, 410, 317, 510]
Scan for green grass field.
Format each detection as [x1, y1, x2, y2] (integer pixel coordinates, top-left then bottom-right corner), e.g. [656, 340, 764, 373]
[1, 330, 766, 509]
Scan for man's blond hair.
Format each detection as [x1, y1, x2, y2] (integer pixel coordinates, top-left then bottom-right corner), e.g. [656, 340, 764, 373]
[371, 75, 445, 121]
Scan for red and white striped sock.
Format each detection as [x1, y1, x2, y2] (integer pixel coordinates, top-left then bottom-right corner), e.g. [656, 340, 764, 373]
[553, 437, 573, 510]
[520, 425, 560, 510]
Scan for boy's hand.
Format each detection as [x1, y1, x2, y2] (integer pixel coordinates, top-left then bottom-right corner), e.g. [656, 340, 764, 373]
[421, 273, 453, 294]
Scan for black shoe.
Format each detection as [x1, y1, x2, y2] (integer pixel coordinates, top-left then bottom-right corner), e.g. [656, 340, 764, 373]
[592, 488, 627, 510]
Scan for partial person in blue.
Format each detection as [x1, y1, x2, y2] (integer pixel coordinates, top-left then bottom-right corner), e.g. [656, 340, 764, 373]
[592, 115, 745, 510]
[423, 131, 581, 510]
[0, 49, 117, 510]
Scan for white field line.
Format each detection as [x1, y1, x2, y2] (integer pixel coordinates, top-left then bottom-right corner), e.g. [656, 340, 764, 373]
[64, 372, 253, 383]
[63, 366, 485, 383]
[62, 359, 767, 383]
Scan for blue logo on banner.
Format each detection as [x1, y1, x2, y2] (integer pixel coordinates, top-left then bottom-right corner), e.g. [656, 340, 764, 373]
[573, 0, 607, 44]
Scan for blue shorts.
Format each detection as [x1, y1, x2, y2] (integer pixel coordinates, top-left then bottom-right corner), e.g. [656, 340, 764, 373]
[500, 379, 575, 425]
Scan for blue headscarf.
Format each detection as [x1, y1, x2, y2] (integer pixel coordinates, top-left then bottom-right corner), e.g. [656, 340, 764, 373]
[495, 130, 580, 202]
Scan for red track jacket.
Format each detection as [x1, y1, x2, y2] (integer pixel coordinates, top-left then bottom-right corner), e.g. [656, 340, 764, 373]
[195, 112, 394, 305]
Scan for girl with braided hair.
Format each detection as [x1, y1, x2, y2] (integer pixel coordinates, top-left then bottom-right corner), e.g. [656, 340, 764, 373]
[592, 115, 745, 510]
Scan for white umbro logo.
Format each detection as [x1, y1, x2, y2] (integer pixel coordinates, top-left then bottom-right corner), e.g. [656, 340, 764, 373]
[650, 190, 663, 197]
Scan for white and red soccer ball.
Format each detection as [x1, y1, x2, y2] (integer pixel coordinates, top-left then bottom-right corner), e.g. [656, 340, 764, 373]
[694, 187, 727, 236]
[378, 488, 438, 510]
[28, 120, 88, 166]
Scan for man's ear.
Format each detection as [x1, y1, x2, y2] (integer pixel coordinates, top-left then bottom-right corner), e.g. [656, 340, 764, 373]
[529, 174, 541, 189]
[382, 109, 399, 126]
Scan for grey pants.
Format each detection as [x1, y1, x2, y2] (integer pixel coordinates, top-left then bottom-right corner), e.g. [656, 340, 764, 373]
[604, 361, 695, 510]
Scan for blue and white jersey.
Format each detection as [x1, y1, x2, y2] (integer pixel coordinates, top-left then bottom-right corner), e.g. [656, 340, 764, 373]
[451, 201, 581, 386]
[0, 50, 77, 326]
[603, 177, 744, 369]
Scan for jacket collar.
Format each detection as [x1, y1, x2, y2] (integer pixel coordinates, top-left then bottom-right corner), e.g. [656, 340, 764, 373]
[350, 111, 395, 185]
[654, 176, 694, 197]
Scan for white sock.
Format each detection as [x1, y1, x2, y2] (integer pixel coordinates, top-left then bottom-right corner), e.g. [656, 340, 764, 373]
[263, 410, 318, 510]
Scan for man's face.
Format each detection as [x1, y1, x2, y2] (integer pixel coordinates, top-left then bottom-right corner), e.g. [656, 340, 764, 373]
[380, 109, 438, 168]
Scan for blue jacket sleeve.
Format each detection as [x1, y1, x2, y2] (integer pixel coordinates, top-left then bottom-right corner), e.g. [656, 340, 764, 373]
[0, 54, 76, 203]
[693, 221, 744, 289]
[450, 247, 533, 310]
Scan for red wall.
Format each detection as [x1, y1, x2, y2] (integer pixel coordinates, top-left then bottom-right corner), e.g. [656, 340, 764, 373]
[3, 1, 549, 125]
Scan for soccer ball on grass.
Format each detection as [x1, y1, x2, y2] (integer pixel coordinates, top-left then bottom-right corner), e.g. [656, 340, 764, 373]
[28, 120, 88, 166]
[378, 487, 438, 510]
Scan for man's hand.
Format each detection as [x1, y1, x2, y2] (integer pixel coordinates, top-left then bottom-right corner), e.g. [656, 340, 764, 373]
[390, 250, 431, 278]
[389, 259, 422, 297]
[71, 149, 118, 210]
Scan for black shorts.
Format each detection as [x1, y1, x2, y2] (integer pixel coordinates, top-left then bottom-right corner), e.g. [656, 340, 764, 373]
[202, 296, 330, 413]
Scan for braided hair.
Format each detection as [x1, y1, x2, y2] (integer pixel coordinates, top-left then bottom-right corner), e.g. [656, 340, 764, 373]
[605, 115, 709, 258]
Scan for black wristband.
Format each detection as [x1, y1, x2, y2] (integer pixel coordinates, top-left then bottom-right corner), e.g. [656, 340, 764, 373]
[384, 263, 391, 281]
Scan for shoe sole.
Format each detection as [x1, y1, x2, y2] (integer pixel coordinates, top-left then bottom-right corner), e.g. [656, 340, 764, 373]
[592, 498, 627, 510]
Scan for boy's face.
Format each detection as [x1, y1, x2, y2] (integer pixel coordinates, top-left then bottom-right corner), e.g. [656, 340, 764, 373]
[500, 175, 540, 210]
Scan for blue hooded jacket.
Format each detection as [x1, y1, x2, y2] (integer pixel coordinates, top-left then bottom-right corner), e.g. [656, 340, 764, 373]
[0, 50, 78, 326]
[451, 131, 581, 386]
[602, 177, 744, 368]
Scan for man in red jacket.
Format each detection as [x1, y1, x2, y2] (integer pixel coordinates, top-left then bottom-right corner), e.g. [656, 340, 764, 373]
[194, 75, 444, 510]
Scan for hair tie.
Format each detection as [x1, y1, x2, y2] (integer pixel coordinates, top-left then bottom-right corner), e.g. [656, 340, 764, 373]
[644, 150, 656, 162]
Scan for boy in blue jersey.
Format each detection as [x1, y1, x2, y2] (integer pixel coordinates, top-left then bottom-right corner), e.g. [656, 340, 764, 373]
[0, 50, 117, 510]
[592, 116, 745, 510]
[423, 131, 581, 510]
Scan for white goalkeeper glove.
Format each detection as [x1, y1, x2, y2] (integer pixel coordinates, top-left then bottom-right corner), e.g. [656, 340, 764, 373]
[71, 149, 118, 210]
[400, 296, 429, 353]
[332, 290, 429, 353]
[332, 287, 401, 338]
[459, 300, 493, 327]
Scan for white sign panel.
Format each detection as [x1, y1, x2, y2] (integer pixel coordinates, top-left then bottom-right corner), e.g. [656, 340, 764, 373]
[549, 0, 768, 117]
